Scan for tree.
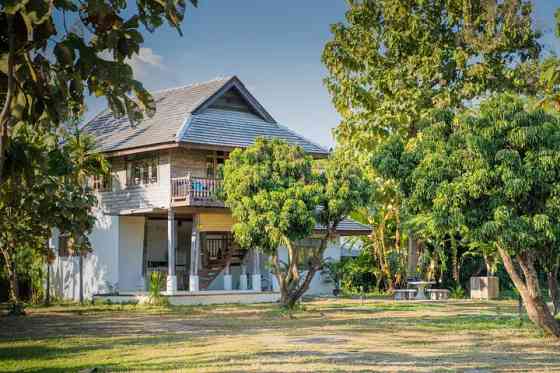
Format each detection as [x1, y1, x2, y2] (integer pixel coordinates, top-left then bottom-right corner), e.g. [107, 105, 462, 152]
[322, 0, 542, 278]
[221, 139, 371, 308]
[0, 123, 104, 313]
[0, 0, 197, 183]
[375, 94, 560, 338]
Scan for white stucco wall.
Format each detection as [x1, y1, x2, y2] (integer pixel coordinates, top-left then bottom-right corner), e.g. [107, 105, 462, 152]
[51, 210, 120, 300]
[118, 216, 145, 292]
[274, 238, 341, 296]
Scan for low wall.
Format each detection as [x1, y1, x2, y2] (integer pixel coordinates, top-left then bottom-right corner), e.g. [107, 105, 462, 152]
[94, 291, 280, 306]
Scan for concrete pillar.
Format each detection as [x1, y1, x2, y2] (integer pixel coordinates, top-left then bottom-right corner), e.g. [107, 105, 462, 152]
[166, 209, 177, 294]
[252, 249, 262, 292]
[189, 215, 199, 292]
[271, 274, 280, 292]
[239, 264, 248, 290]
[223, 262, 232, 290]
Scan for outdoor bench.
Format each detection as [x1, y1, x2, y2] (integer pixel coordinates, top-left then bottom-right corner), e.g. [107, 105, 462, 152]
[426, 289, 450, 300]
[393, 289, 417, 300]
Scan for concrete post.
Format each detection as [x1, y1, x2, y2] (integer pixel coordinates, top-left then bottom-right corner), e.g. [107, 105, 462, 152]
[239, 264, 248, 290]
[189, 215, 200, 292]
[251, 249, 262, 292]
[166, 209, 177, 294]
[223, 262, 232, 290]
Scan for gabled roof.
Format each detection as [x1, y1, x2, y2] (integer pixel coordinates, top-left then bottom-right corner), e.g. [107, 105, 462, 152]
[180, 109, 327, 154]
[83, 76, 329, 156]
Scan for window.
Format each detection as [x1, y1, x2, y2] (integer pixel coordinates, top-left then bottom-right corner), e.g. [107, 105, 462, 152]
[206, 151, 227, 178]
[126, 155, 158, 186]
[58, 234, 70, 257]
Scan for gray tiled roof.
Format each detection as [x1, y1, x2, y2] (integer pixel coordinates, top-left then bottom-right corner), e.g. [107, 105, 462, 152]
[83, 76, 329, 155]
[315, 218, 371, 236]
[83, 78, 232, 152]
[181, 109, 328, 155]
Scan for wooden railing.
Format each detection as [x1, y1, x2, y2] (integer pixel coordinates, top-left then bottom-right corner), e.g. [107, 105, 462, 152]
[171, 175, 223, 205]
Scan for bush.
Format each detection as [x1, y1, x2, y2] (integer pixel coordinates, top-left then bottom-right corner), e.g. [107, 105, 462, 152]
[145, 271, 169, 306]
[450, 285, 466, 299]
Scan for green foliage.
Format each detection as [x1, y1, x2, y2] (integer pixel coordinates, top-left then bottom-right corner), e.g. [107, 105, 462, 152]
[339, 252, 378, 294]
[0, 122, 106, 309]
[221, 138, 372, 308]
[374, 93, 560, 336]
[149, 271, 165, 300]
[221, 138, 319, 253]
[0, 0, 197, 128]
[449, 285, 466, 300]
[323, 0, 541, 150]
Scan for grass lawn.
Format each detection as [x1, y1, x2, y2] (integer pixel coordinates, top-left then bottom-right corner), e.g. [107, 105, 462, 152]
[1, 298, 559, 372]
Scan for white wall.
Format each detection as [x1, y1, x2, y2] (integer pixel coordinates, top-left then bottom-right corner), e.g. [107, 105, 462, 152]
[51, 209, 120, 300]
[118, 216, 145, 292]
[274, 237, 342, 296]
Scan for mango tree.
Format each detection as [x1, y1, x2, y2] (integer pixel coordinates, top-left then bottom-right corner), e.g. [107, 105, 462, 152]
[375, 95, 560, 338]
[221, 138, 372, 308]
[322, 0, 542, 282]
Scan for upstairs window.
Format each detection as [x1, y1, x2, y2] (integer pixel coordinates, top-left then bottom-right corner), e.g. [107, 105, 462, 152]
[206, 151, 227, 178]
[126, 155, 158, 186]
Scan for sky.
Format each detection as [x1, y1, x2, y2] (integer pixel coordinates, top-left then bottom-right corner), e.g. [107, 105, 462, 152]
[86, 0, 560, 149]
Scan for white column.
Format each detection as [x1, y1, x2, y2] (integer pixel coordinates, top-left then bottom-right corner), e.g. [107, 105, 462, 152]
[166, 209, 177, 294]
[189, 215, 200, 292]
[271, 273, 280, 292]
[239, 264, 248, 290]
[223, 262, 232, 291]
[251, 249, 262, 292]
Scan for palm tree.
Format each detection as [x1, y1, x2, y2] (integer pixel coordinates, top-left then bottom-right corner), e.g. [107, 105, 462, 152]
[62, 123, 108, 304]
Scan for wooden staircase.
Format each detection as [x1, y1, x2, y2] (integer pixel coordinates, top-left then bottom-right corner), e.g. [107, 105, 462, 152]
[199, 236, 246, 290]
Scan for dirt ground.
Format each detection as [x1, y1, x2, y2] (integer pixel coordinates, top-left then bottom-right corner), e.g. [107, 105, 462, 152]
[1, 298, 559, 372]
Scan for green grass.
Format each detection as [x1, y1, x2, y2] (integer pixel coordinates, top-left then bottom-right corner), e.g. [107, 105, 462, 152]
[0, 299, 558, 372]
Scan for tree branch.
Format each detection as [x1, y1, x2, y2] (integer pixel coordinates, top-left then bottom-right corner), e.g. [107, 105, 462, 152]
[0, 15, 16, 184]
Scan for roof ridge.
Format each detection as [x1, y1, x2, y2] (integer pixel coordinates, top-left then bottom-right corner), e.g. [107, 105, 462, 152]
[151, 76, 234, 95]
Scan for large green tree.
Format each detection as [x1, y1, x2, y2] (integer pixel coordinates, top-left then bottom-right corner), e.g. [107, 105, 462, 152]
[0, 0, 197, 183]
[375, 94, 560, 338]
[221, 139, 372, 308]
[0, 123, 105, 313]
[322, 0, 542, 280]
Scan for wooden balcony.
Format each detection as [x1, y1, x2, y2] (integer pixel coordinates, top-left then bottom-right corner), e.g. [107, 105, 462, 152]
[171, 176, 225, 207]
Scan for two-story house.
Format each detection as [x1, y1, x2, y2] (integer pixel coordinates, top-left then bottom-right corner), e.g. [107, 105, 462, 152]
[50, 76, 370, 304]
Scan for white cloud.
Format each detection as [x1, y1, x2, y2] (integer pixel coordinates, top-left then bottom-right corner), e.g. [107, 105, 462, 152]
[127, 47, 166, 78]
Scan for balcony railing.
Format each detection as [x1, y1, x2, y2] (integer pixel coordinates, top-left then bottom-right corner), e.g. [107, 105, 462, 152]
[171, 175, 223, 206]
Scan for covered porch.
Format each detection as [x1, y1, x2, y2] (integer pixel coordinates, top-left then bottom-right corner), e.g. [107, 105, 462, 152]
[120, 207, 271, 295]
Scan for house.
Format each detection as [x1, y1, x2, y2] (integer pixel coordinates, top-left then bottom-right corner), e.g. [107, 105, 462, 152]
[50, 76, 370, 304]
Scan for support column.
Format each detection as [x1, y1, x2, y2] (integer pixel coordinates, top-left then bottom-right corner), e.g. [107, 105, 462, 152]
[166, 209, 177, 294]
[223, 262, 232, 291]
[239, 264, 248, 290]
[251, 249, 262, 292]
[189, 215, 200, 292]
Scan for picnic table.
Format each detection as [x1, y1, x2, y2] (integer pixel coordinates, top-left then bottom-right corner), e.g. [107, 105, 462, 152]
[408, 281, 435, 300]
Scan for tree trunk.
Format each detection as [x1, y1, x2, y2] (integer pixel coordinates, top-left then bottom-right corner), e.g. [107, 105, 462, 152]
[0, 15, 15, 185]
[1, 248, 24, 315]
[407, 230, 418, 279]
[450, 235, 459, 283]
[498, 247, 560, 338]
[79, 254, 84, 304]
[45, 261, 51, 306]
[548, 265, 559, 316]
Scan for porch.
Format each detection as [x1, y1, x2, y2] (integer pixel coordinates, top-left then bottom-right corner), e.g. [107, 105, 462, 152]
[125, 208, 273, 295]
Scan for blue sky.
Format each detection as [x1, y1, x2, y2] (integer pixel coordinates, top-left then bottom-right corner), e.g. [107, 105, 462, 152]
[87, 0, 560, 148]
